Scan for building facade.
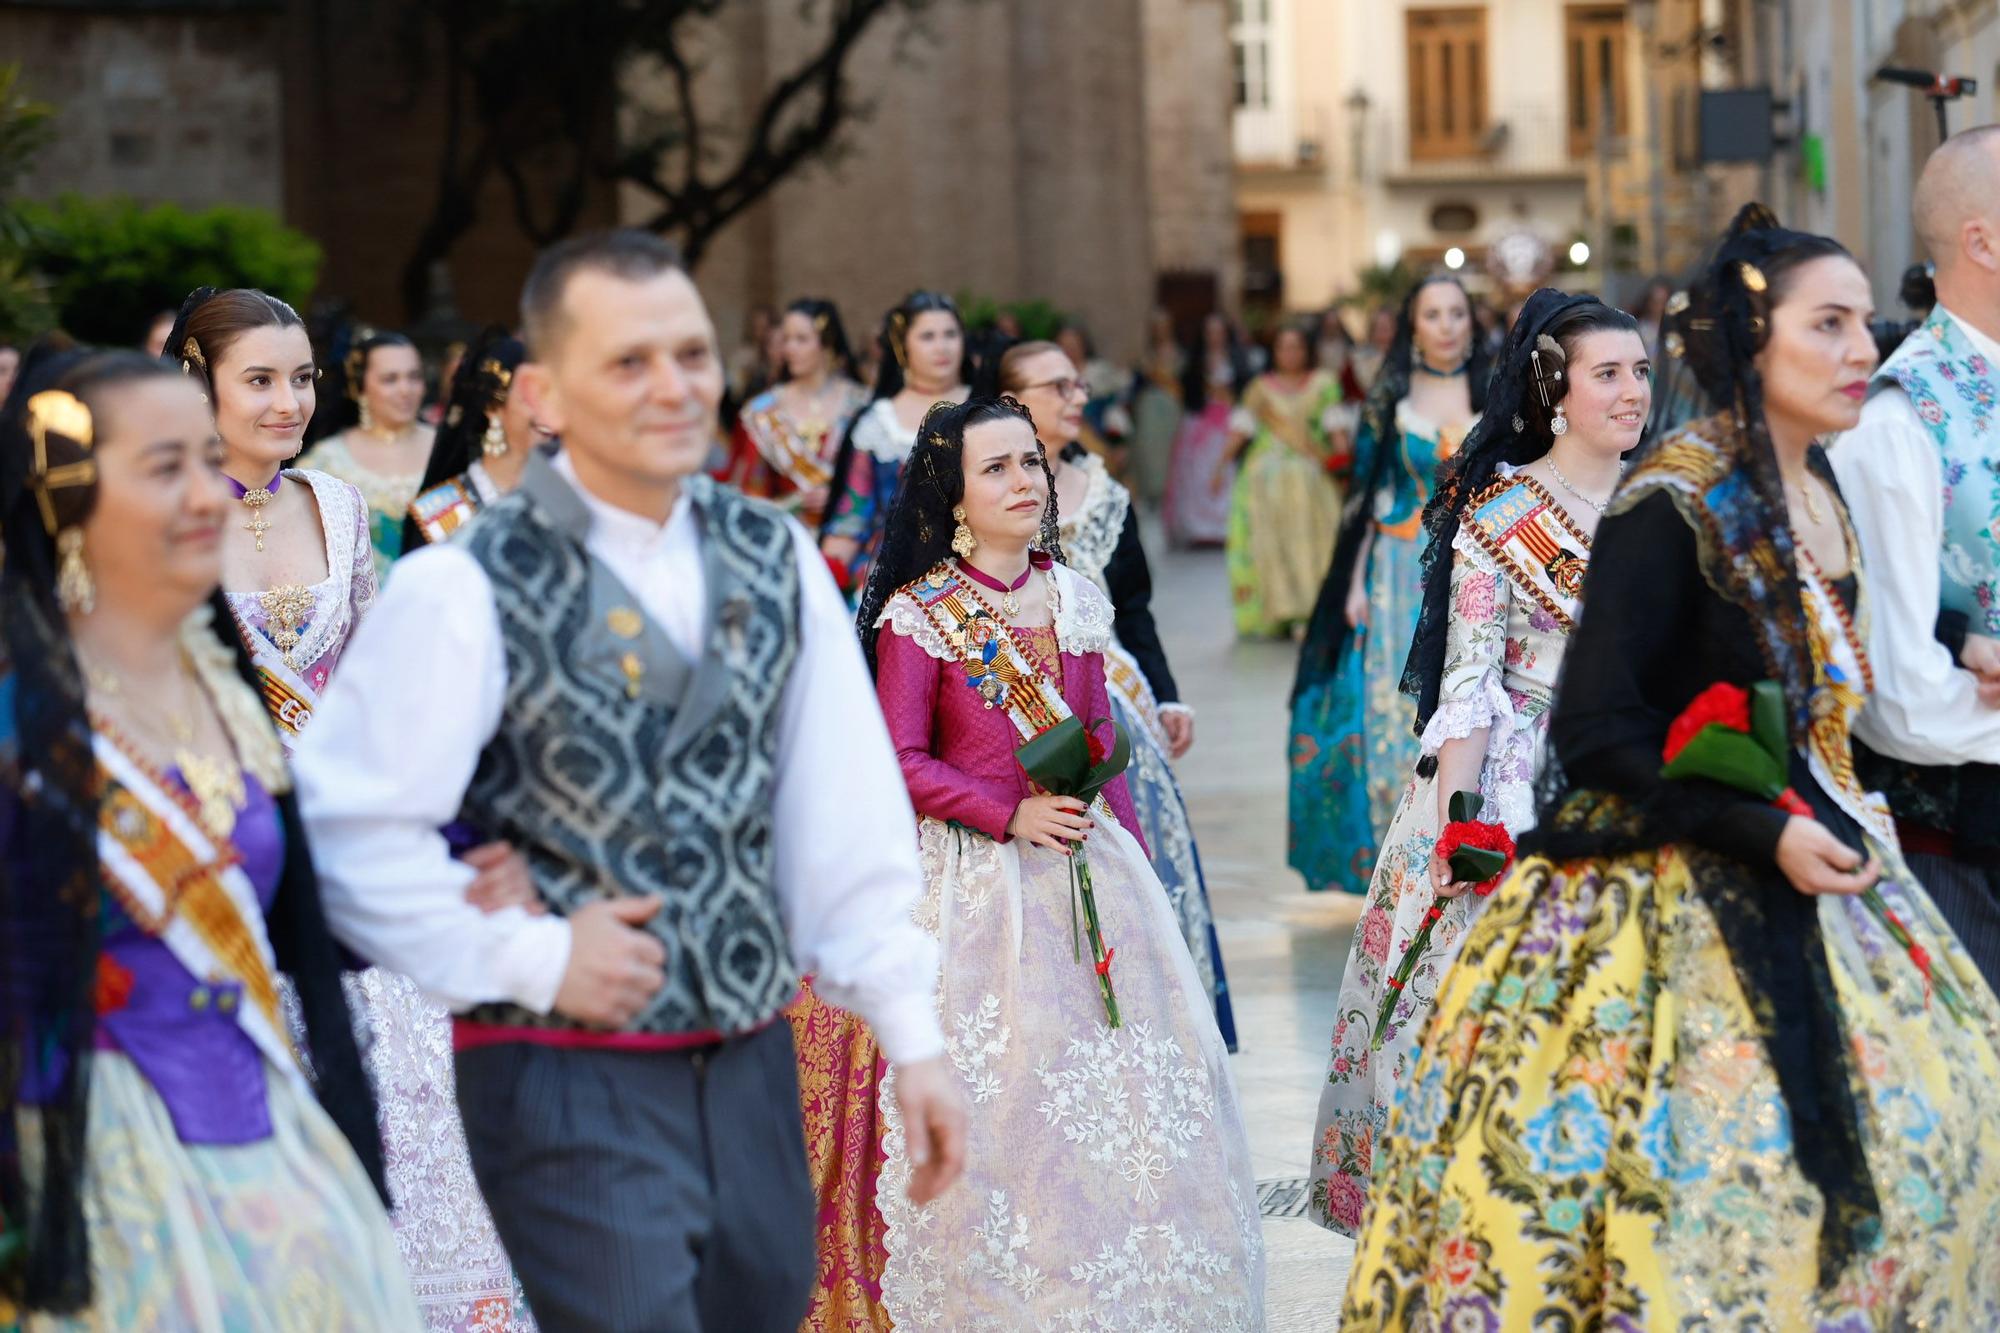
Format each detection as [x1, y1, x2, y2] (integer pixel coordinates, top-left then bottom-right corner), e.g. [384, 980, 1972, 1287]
[5, 1, 1235, 358]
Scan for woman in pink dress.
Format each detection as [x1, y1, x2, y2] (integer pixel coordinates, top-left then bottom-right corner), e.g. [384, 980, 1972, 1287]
[851, 395, 1263, 1328]
[1163, 313, 1249, 546]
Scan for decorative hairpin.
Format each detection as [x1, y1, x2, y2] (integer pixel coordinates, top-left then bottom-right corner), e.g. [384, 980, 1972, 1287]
[1738, 262, 1769, 293]
[480, 358, 512, 390]
[25, 390, 98, 536]
[813, 313, 829, 333]
[1665, 290, 1690, 317]
[1529, 334, 1567, 408]
[180, 337, 206, 375]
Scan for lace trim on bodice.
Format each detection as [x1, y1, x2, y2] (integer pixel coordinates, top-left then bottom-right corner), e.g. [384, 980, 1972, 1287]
[853, 397, 918, 463]
[878, 562, 1116, 660]
[224, 469, 368, 675]
[1057, 453, 1129, 593]
[308, 434, 427, 517]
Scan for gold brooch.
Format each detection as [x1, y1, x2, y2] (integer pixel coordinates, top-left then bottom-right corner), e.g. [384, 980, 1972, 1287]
[607, 606, 643, 639]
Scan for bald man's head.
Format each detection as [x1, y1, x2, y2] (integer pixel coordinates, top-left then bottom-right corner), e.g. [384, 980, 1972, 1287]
[1914, 125, 2000, 270]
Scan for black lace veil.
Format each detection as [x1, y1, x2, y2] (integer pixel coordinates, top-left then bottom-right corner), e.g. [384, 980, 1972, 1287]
[0, 348, 385, 1313]
[854, 395, 1063, 672]
[1400, 289, 1625, 737]
[1291, 274, 1492, 704]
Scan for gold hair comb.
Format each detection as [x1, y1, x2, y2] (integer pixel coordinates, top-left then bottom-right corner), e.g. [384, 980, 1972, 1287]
[25, 390, 98, 536]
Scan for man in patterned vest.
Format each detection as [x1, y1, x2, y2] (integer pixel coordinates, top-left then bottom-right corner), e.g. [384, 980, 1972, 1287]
[1835, 125, 2000, 988]
[295, 229, 965, 1330]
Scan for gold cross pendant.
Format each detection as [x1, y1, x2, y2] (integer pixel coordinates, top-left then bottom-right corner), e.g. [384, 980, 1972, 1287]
[240, 488, 274, 552]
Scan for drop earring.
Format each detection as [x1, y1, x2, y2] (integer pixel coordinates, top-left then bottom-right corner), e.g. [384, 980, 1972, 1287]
[358, 397, 375, 435]
[950, 505, 977, 558]
[1550, 402, 1568, 437]
[482, 412, 509, 458]
[56, 528, 93, 615]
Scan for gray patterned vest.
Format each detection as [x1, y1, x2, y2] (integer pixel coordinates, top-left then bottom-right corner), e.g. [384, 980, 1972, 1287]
[457, 455, 802, 1035]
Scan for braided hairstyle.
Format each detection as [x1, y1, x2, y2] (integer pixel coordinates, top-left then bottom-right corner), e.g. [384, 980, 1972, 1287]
[854, 394, 1063, 672]
[398, 326, 527, 552]
[1291, 274, 1492, 703]
[1400, 290, 1638, 735]
[818, 292, 971, 542]
[775, 297, 857, 383]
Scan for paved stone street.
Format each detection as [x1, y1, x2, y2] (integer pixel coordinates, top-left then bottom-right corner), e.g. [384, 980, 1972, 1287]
[1148, 536, 1360, 1331]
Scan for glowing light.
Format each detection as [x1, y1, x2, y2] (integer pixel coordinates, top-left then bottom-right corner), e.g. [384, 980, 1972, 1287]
[1443, 247, 1466, 270]
[1569, 240, 1592, 266]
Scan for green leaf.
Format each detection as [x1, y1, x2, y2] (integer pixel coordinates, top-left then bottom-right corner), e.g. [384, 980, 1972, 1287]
[1660, 725, 1786, 800]
[1749, 680, 1788, 766]
[1448, 845, 1508, 883]
[1015, 716, 1091, 795]
[1448, 789, 1484, 824]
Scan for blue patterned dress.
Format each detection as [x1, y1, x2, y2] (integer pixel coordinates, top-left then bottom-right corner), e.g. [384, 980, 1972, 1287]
[1288, 405, 1474, 894]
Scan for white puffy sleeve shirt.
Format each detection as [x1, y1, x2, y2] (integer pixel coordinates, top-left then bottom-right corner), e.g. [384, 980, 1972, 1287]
[293, 454, 946, 1064]
[1830, 306, 2000, 768]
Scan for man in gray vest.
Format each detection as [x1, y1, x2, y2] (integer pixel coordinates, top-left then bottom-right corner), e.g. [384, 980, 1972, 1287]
[296, 229, 965, 1330]
[1834, 125, 2000, 987]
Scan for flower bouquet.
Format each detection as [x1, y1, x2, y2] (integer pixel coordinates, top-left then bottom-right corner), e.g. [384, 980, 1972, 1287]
[1017, 714, 1133, 1028]
[1661, 680, 1966, 1019]
[1373, 790, 1516, 1049]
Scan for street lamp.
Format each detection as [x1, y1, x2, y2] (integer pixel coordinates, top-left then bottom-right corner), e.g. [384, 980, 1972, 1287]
[1345, 88, 1372, 184]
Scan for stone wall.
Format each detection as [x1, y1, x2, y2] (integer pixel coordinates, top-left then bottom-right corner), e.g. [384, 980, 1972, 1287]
[644, 0, 1231, 363]
[3, 7, 285, 212]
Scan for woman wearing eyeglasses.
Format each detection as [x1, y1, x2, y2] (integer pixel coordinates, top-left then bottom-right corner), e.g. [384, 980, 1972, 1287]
[999, 339, 1237, 1050]
[1225, 323, 1348, 638]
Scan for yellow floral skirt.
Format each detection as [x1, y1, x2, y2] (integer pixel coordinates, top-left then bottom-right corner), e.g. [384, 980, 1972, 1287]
[1342, 845, 2000, 1331]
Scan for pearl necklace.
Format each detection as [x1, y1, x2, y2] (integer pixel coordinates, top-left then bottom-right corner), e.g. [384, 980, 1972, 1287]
[1545, 454, 1616, 515]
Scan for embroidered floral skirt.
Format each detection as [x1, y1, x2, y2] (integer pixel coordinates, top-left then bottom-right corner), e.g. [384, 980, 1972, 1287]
[1342, 845, 2000, 1331]
[1287, 527, 1424, 895]
[1309, 699, 1548, 1234]
[876, 818, 1265, 1329]
[783, 981, 893, 1332]
[1225, 435, 1342, 637]
[15, 1053, 422, 1331]
[1163, 403, 1233, 547]
[334, 970, 534, 1332]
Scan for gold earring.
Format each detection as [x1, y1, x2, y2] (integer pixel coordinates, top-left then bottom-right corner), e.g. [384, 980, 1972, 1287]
[358, 398, 375, 434]
[482, 412, 509, 458]
[950, 505, 976, 558]
[56, 527, 93, 615]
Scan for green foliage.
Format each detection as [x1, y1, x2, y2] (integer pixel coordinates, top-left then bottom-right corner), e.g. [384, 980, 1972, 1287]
[954, 291, 1070, 341]
[1356, 261, 1415, 308]
[18, 196, 321, 345]
[0, 63, 56, 339]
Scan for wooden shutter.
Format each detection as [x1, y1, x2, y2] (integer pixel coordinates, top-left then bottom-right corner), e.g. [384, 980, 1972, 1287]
[1407, 7, 1489, 161]
[1566, 5, 1630, 159]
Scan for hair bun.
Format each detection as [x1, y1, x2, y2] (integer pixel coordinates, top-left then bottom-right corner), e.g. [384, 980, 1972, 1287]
[1727, 201, 1782, 237]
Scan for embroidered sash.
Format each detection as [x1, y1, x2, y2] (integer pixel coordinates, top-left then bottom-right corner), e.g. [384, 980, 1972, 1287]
[742, 405, 838, 495]
[242, 628, 318, 739]
[1796, 554, 1897, 848]
[93, 735, 304, 1085]
[1460, 474, 1590, 631]
[903, 563, 1072, 743]
[408, 475, 484, 546]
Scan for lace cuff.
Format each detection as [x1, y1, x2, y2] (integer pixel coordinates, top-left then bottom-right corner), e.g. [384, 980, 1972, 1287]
[1419, 675, 1515, 753]
[875, 594, 955, 662]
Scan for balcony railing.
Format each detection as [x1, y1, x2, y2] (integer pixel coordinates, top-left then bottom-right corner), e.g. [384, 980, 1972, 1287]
[1233, 100, 1336, 174]
[1375, 104, 1591, 184]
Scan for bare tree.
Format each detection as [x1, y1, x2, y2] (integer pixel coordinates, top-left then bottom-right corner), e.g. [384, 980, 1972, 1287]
[399, 0, 946, 320]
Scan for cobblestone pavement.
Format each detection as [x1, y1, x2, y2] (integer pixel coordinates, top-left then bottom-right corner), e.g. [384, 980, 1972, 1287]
[1149, 536, 1360, 1331]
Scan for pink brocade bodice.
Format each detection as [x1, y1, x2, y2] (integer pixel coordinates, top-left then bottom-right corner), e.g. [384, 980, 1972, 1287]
[874, 621, 1146, 852]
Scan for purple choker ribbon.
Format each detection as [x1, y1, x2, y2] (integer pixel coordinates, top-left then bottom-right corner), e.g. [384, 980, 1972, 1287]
[223, 471, 282, 500]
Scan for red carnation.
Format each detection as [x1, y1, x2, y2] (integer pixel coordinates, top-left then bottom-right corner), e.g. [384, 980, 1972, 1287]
[1663, 682, 1752, 763]
[1436, 819, 1517, 896]
[823, 552, 853, 593]
[1086, 729, 1110, 767]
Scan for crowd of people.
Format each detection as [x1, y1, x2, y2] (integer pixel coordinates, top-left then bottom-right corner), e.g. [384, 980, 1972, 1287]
[3, 118, 2000, 1333]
